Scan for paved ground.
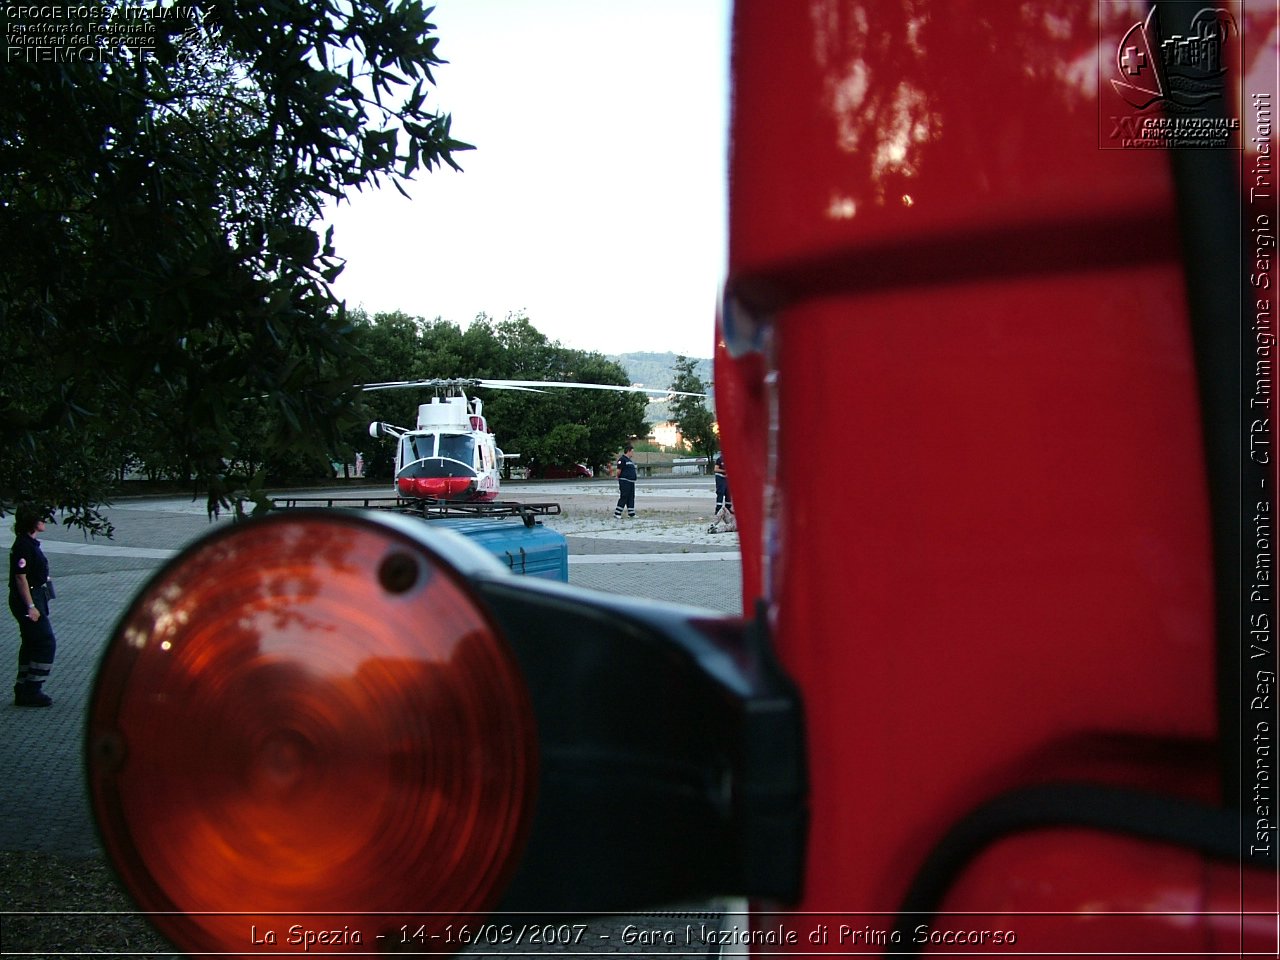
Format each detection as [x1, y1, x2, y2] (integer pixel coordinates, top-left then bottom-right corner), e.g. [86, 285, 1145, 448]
[0, 478, 743, 860]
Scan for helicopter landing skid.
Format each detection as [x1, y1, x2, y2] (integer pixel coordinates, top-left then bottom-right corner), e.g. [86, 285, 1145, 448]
[408, 499, 561, 528]
[273, 496, 561, 528]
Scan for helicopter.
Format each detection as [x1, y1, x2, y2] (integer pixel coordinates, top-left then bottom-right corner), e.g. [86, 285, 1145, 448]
[364, 378, 703, 502]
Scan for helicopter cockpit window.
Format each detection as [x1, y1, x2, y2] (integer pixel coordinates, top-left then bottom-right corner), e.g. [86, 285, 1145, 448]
[404, 435, 436, 463]
[437, 434, 476, 466]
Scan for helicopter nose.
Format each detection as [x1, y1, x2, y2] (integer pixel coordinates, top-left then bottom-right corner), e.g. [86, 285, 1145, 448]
[398, 477, 477, 500]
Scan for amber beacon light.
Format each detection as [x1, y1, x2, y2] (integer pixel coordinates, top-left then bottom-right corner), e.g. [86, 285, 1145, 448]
[86, 511, 538, 955]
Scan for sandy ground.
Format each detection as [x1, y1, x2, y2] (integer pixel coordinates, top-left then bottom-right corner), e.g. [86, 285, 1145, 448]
[513, 481, 740, 548]
[106, 479, 741, 549]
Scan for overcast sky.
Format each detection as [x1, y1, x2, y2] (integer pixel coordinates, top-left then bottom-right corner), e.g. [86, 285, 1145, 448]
[321, 0, 731, 359]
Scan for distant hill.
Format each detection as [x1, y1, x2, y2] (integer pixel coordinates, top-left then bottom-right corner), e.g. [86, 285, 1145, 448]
[608, 351, 714, 421]
[608, 351, 712, 392]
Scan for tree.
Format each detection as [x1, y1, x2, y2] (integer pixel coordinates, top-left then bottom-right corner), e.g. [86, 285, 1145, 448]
[555, 351, 649, 470]
[668, 355, 717, 458]
[344, 309, 461, 479]
[0, 0, 470, 531]
[474, 315, 647, 472]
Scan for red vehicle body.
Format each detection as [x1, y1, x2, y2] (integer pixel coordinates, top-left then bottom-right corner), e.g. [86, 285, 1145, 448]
[526, 462, 593, 480]
[86, 1, 1277, 956]
[716, 0, 1277, 951]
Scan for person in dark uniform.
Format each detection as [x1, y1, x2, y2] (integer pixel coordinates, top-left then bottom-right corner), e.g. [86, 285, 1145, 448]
[613, 444, 637, 519]
[9, 505, 56, 707]
[708, 455, 736, 533]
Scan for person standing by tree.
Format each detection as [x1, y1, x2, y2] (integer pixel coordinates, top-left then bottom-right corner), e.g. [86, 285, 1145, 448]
[9, 505, 57, 707]
[613, 444, 638, 520]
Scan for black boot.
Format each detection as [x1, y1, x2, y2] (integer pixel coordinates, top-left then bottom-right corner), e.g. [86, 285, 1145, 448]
[14, 683, 52, 707]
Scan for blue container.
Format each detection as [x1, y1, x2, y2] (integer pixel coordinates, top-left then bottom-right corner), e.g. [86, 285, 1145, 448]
[434, 518, 569, 582]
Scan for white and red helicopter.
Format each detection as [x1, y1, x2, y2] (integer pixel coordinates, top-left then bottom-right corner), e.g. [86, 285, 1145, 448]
[364, 378, 701, 502]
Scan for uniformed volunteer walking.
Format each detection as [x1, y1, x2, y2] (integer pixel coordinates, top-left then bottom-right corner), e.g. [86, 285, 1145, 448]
[9, 505, 57, 707]
[613, 444, 638, 519]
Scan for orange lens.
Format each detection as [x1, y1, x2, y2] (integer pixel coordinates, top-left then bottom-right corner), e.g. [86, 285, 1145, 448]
[87, 513, 537, 955]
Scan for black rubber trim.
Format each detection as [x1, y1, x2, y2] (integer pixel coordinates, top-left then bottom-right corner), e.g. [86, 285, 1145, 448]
[1154, 5, 1246, 842]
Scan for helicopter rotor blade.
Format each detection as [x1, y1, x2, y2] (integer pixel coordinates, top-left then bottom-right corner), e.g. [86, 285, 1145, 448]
[357, 379, 548, 394]
[471, 382, 547, 393]
[355, 377, 704, 398]
[475, 379, 705, 398]
[357, 379, 474, 392]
